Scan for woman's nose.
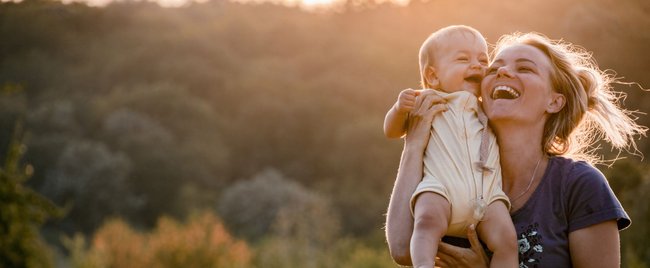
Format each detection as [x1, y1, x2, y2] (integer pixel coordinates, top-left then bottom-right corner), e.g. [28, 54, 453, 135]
[496, 66, 513, 78]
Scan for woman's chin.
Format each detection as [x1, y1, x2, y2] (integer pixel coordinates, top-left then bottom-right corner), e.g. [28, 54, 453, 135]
[484, 108, 517, 123]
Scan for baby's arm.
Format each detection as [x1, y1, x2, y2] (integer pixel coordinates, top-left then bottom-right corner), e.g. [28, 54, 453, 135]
[384, 89, 419, 138]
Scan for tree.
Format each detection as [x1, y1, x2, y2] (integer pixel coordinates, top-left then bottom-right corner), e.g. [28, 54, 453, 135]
[218, 168, 340, 242]
[40, 139, 137, 234]
[0, 123, 60, 268]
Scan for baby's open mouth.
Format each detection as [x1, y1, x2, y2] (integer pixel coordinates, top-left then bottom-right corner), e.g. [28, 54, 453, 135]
[491, 85, 520, 99]
[465, 74, 482, 84]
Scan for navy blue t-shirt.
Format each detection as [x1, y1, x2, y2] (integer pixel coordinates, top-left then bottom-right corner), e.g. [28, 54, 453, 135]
[511, 156, 630, 267]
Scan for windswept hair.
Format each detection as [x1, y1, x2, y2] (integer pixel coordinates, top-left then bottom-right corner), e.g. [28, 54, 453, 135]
[493, 32, 647, 163]
[419, 25, 485, 89]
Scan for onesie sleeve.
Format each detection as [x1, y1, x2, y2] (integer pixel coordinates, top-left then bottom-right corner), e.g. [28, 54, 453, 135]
[564, 162, 631, 232]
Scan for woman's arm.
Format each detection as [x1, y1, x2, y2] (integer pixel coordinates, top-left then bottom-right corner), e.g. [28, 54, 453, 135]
[385, 90, 446, 265]
[385, 144, 426, 265]
[569, 220, 620, 268]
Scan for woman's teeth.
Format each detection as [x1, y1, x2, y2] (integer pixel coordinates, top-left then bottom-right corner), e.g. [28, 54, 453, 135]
[492, 85, 520, 99]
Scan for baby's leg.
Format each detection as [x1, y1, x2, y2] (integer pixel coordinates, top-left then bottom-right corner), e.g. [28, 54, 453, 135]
[476, 201, 518, 268]
[411, 192, 451, 268]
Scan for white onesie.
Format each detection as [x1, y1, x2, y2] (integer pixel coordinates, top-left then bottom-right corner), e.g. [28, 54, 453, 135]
[410, 89, 510, 238]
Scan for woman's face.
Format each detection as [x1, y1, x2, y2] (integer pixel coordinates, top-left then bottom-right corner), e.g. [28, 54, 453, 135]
[481, 44, 563, 126]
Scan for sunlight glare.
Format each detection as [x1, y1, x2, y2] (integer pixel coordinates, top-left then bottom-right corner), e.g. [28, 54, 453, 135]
[301, 0, 336, 7]
[2, 0, 408, 9]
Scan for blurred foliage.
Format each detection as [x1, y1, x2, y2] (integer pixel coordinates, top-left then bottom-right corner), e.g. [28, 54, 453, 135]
[218, 168, 339, 242]
[65, 211, 395, 268]
[0, 0, 648, 266]
[0, 123, 60, 268]
[64, 212, 251, 267]
[604, 159, 650, 267]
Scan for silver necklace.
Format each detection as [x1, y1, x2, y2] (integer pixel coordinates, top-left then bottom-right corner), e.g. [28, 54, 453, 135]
[510, 157, 542, 204]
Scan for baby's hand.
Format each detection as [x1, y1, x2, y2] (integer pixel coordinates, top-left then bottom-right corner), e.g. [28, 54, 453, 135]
[395, 88, 420, 114]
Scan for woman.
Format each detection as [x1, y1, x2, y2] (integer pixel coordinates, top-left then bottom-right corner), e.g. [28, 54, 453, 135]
[385, 32, 646, 267]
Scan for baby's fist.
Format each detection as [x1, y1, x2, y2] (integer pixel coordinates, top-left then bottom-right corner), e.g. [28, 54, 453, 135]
[396, 88, 419, 113]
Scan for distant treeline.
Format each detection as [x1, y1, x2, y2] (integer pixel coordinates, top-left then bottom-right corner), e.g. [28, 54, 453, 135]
[0, 0, 648, 266]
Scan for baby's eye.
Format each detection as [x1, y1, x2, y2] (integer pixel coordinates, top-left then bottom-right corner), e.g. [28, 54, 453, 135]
[479, 59, 489, 66]
[457, 57, 469, 62]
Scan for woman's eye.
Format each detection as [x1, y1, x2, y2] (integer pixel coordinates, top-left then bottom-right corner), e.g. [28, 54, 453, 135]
[486, 67, 497, 74]
[458, 57, 469, 61]
[518, 67, 534, 72]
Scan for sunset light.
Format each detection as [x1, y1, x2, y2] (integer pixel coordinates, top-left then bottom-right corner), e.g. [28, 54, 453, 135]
[2, 0, 649, 267]
[3, 0, 408, 8]
[300, 0, 338, 8]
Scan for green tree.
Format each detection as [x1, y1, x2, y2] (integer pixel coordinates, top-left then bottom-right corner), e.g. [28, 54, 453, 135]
[0, 123, 59, 268]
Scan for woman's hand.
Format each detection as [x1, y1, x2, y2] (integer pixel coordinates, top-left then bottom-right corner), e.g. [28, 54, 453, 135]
[403, 89, 447, 151]
[436, 224, 490, 268]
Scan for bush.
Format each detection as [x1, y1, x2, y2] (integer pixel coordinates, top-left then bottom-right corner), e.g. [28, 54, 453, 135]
[66, 212, 251, 268]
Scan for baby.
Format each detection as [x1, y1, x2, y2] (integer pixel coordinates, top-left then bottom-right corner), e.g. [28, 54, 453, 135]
[384, 25, 517, 268]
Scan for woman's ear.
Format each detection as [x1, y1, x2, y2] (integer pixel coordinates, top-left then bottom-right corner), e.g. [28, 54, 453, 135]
[425, 66, 440, 89]
[546, 92, 566, 113]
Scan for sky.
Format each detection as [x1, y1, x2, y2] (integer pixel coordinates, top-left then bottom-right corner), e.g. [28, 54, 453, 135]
[0, 0, 350, 8]
[1, 0, 407, 9]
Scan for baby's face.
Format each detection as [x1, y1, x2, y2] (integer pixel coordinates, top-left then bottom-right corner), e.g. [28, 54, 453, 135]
[431, 33, 488, 95]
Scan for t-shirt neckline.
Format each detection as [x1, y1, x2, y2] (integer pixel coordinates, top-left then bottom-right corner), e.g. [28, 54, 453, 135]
[510, 156, 555, 216]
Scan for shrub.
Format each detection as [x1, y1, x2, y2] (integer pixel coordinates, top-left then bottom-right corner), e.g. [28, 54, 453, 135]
[67, 212, 251, 268]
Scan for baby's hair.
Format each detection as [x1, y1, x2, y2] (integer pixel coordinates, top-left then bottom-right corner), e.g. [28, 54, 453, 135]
[493, 32, 647, 163]
[419, 25, 486, 89]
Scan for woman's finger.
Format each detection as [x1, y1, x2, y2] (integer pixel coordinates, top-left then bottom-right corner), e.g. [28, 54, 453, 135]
[412, 102, 447, 136]
[436, 258, 450, 268]
[428, 103, 448, 116]
[404, 89, 445, 147]
[421, 104, 447, 129]
[467, 224, 489, 261]
[413, 90, 431, 114]
[438, 242, 464, 258]
[415, 90, 440, 116]
[419, 103, 447, 125]
[436, 248, 455, 268]
[427, 93, 446, 106]
[467, 224, 480, 249]
[419, 92, 446, 115]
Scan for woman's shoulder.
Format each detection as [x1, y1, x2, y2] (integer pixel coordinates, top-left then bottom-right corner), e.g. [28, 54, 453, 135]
[548, 156, 607, 189]
[548, 156, 630, 231]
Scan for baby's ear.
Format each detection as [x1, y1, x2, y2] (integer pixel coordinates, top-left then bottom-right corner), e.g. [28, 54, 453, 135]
[546, 92, 566, 114]
[424, 66, 440, 89]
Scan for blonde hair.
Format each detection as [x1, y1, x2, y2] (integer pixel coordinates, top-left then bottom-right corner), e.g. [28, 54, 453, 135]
[493, 32, 647, 163]
[419, 25, 486, 89]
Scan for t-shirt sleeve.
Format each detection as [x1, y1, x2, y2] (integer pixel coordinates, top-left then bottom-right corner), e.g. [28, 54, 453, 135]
[565, 162, 631, 232]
